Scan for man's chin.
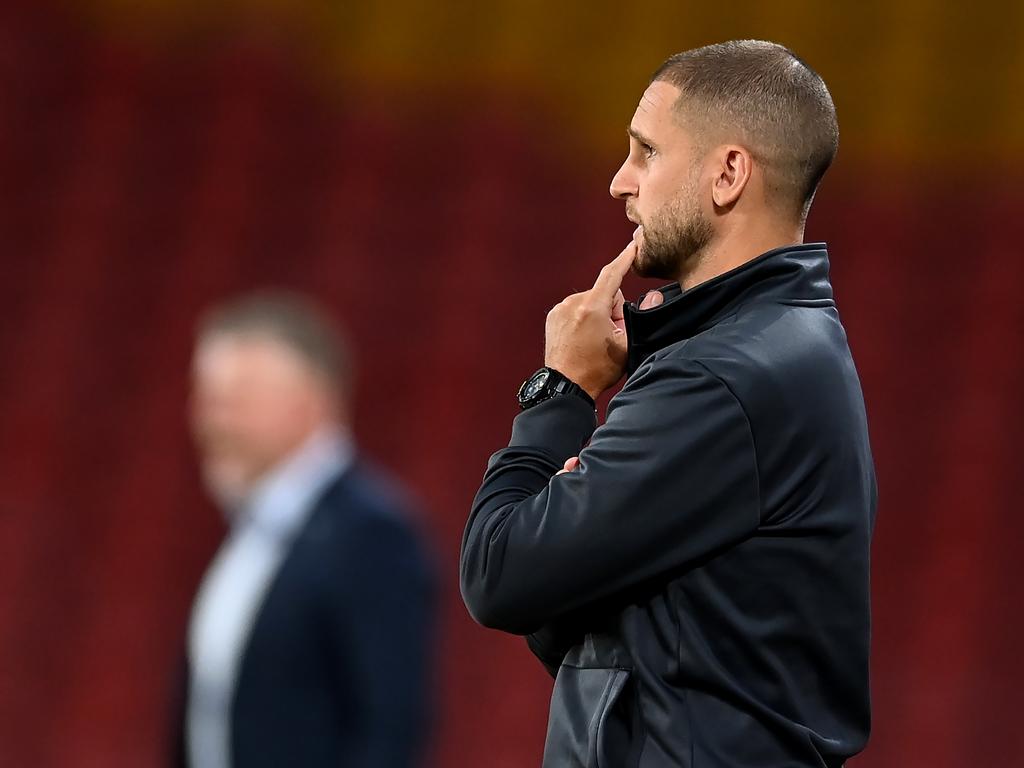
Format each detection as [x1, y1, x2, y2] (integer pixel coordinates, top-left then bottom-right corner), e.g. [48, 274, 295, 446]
[200, 463, 253, 515]
[633, 250, 677, 281]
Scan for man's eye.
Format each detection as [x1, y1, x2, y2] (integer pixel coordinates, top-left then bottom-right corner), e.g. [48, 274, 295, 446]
[642, 144, 654, 158]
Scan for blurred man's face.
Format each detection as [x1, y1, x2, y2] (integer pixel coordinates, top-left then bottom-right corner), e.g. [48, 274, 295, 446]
[609, 80, 714, 281]
[190, 332, 333, 510]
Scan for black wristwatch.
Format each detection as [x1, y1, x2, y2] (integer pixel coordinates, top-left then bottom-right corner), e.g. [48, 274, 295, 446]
[517, 367, 596, 410]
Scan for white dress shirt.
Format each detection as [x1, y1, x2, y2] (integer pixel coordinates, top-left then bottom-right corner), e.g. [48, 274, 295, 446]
[186, 427, 354, 768]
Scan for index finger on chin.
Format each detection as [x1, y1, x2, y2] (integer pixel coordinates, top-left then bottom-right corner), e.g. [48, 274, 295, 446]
[592, 242, 636, 299]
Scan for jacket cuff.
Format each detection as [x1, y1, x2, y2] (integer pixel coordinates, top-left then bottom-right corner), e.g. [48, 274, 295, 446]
[509, 394, 598, 464]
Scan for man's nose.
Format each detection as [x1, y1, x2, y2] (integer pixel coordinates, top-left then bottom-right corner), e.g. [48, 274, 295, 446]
[609, 160, 637, 200]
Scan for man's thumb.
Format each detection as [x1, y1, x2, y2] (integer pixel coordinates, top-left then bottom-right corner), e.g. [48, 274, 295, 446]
[639, 290, 665, 310]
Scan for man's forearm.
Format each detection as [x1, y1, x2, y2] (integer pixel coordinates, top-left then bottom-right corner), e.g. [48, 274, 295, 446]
[460, 395, 597, 633]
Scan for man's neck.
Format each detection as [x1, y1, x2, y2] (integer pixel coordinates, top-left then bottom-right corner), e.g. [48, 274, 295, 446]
[679, 221, 805, 291]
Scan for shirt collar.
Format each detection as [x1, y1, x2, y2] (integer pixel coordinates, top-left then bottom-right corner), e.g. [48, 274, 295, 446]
[623, 242, 834, 375]
[237, 426, 354, 539]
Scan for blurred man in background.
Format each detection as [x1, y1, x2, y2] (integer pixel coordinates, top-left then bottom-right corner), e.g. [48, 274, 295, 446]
[179, 292, 435, 768]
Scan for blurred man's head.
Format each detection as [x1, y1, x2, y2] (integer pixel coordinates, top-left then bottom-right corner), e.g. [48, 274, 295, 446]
[190, 292, 352, 509]
[610, 40, 838, 283]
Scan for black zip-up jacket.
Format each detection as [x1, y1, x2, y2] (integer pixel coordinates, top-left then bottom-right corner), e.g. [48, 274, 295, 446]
[461, 244, 877, 767]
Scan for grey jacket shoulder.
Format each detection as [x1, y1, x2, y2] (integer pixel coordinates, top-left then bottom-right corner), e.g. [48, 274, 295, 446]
[646, 299, 860, 418]
[642, 299, 874, 528]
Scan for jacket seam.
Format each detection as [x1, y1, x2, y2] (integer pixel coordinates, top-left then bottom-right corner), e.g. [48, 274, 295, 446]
[557, 662, 633, 671]
[688, 358, 764, 524]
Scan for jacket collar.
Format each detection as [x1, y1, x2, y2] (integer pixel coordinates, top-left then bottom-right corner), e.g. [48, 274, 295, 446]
[235, 426, 354, 538]
[623, 242, 834, 375]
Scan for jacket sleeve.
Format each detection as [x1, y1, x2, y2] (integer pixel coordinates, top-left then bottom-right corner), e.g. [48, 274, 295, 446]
[460, 358, 761, 635]
[526, 625, 576, 677]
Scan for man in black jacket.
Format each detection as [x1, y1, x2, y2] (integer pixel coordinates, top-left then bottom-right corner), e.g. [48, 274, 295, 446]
[461, 41, 876, 767]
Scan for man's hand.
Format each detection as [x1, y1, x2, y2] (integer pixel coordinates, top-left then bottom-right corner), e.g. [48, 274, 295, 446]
[544, 242, 636, 400]
[555, 456, 580, 476]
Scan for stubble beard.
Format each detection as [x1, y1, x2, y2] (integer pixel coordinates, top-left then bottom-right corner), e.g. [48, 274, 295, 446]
[633, 186, 714, 282]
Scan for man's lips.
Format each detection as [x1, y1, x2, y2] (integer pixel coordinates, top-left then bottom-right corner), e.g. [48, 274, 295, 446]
[626, 210, 643, 251]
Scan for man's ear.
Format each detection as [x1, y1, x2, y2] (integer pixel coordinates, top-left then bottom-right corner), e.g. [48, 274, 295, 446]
[711, 145, 752, 209]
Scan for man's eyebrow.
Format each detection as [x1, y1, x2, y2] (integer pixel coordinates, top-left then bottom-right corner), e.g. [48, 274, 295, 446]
[627, 127, 656, 148]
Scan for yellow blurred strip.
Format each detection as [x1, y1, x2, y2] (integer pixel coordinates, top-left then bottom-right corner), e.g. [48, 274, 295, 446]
[72, 0, 1024, 163]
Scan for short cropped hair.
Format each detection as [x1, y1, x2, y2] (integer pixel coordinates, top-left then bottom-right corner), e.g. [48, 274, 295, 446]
[197, 291, 353, 394]
[652, 40, 838, 222]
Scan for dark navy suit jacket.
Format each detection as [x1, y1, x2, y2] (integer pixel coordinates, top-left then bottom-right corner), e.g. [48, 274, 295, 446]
[177, 460, 436, 768]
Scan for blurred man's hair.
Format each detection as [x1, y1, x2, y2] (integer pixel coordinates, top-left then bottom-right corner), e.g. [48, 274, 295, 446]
[652, 40, 838, 223]
[197, 291, 353, 394]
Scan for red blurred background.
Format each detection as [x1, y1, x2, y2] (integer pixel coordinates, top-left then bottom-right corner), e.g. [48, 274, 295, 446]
[1, 1, 1022, 766]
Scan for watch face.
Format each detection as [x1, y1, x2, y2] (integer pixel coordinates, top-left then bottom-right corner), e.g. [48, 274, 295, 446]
[523, 370, 550, 401]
